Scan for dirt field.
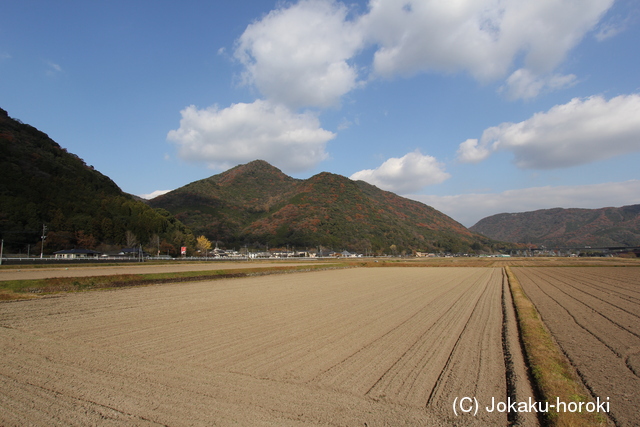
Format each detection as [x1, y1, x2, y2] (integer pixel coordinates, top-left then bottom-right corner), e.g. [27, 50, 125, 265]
[0, 261, 321, 281]
[0, 267, 537, 426]
[513, 267, 640, 427]
[3, 255, 637, 283]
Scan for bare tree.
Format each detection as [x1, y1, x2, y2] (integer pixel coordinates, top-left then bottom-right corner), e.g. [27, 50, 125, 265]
[125, 230, 138, 248]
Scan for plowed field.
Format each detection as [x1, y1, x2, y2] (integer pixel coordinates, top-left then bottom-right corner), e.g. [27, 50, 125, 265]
[513, 267, 640, 427]
[0, 261, 320, 281]
[0, 267, 536, 426]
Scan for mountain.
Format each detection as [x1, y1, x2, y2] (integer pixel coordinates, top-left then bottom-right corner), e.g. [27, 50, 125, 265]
[470, 205, 640, 248]
[149, 160, 495, 254]
[0, 107, 193, 254]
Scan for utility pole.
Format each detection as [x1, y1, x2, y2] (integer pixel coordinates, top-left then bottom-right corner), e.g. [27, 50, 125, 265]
[0, 239, 4, 265]
[40, 224, 47, 259]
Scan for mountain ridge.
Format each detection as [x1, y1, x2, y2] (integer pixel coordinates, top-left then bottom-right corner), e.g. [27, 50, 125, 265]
[150, 160, 495, 254]
[0, 107, 506, 256]
[470, 205, 640, 248]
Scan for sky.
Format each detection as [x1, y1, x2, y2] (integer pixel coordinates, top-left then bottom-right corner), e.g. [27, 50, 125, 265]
[1, 0, 639, 227]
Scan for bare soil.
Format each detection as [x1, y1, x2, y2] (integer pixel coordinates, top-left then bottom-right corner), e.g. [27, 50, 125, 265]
[514, 267, 640, 427]
[0, 261, 321, 281]
[4, 256, 638, 283]
[0, 267, 536, 426]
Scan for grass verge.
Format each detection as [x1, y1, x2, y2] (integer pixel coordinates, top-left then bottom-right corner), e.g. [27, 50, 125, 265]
[504, 266, 607, 426]
[0, 263, 349, 300]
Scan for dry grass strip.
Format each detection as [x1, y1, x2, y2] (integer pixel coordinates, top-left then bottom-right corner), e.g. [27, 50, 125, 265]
[505, 266, 607, 427]
[0, 263, 349, 300]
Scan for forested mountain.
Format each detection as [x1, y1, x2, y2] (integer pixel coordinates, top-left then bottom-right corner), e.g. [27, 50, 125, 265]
[0, 107, 503, 256]
[0, 108, 194, 254]
[150, 160, 497, 254]
[470, 205, 640, 248]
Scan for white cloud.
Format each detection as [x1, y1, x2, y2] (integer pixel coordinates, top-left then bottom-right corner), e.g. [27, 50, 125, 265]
[232, 0, 614, 106]
[234, 0, 364, 109]
[457, 94, 640, 169]
[410, 180, 640, 227]
[173, 0, 616, 176]
[361, 0, 613, 83]
[501, 68, 577, 100]
[337, 117, 353, 130]
[139, 190, 172, 200]
[456, 139, 491, 164]
[594, 9, 636, 41]
[167, 100, 334, 172]
[350, 150, 450, 193]
[595, 21, 624, 40]
[45, 60, 63, 75]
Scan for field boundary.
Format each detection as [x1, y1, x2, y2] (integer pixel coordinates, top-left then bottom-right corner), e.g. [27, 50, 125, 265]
[505, 266, 607, 426]
[0, 263, 350, 300]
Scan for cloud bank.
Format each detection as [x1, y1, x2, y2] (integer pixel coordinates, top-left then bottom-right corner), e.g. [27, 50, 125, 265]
[457, 94, 640, 169]
[237, 0, 615, 103]
[170, 0, 618, 174]
[167, 100, 334, 172]
[139, 190, 171, 200]
[410, 180, 640, 227]
[350, 150, 450, 194]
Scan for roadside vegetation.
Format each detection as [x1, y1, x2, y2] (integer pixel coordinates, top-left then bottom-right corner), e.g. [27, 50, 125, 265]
[505, 266, 606, 426]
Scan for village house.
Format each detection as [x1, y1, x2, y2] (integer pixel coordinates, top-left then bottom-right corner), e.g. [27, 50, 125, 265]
[53, 248, 101, 259]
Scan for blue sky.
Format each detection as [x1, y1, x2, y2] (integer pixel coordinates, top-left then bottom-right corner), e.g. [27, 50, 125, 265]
[2, 0, 639, 226]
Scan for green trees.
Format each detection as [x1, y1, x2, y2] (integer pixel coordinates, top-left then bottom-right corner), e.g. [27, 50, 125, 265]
[0, 108, 195, 254]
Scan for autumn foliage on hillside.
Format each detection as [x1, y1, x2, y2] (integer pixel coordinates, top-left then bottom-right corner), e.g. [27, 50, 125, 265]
[471, 205, 640, 247]
[151, 160, 494, 254]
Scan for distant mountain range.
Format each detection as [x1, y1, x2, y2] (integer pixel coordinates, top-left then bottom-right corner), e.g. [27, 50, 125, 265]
[149, 160, 496, 254]
[0, 107, 193, 254]
[7, 105, 637, 256]
[470, 205, 640, 248]
[0, 107, 513, 256]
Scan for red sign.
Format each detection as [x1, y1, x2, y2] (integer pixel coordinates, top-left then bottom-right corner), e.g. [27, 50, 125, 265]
[181, 246, 187, 255]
